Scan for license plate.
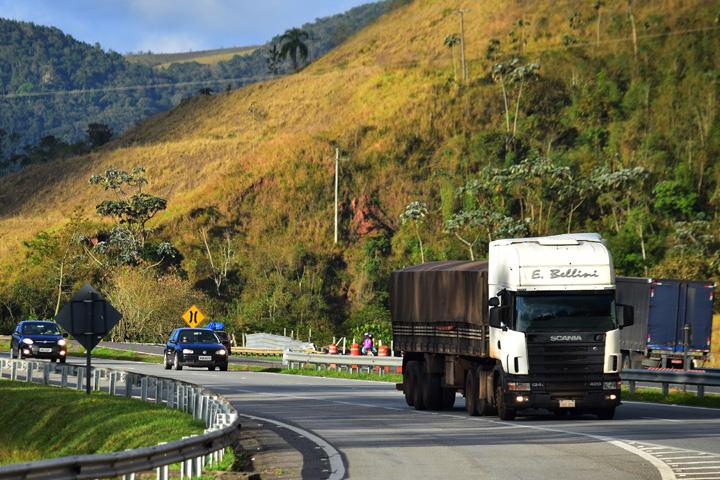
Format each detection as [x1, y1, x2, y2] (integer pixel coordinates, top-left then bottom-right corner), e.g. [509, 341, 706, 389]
[199, 355, 212, 362]
[39, 348, 52, 353]
[559, 400, 576, 408]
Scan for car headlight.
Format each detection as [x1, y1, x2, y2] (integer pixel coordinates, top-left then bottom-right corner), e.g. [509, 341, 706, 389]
[603, 381, 621, 390]
[57, 339, 67, 347]
[507, 382, 531, 391]
[22, 338, 33, 345]
[216, 349, 227, 356]
[182, 349, 194, 355]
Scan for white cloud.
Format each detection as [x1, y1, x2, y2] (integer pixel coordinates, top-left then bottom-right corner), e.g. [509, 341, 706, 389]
[136, 33, 204, 53]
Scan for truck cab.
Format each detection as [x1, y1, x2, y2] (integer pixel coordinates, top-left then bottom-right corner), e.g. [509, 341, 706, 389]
[487, 233, 632, 419]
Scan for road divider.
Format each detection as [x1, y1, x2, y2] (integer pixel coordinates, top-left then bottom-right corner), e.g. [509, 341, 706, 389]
[283, 351, 402, 374]
[0, 358, 241, 479]
[622, 368, 720, 398]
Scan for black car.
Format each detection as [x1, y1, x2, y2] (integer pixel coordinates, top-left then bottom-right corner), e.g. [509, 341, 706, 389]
[10, 320, 68, 363]
[164, 328, 228, 371]
[213, 331, 232, 355]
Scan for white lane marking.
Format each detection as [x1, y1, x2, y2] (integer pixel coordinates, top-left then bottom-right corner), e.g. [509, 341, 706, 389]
[239, 412, 345, 480]
[624, 401, 720, 413]
[642, 417, 683, 423]
[223, 386, 674, 478]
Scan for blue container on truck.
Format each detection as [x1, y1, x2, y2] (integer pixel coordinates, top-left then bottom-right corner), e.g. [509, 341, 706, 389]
[616, 277, 715, 369]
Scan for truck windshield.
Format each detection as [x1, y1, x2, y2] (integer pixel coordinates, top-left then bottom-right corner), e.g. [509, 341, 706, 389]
[514, 292, 616, 333]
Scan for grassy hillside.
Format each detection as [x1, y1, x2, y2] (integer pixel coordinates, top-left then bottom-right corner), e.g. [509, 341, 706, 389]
[126, 46, 258, 68]
[1, 0, 718, 342]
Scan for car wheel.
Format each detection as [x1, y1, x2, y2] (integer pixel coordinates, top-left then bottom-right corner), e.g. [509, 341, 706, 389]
[208, 365, 216, 371]
[219, 364, 228, 372]
[59, 357, 66, 364]
[173, 353, 183, 371]
[164, 354, 172, 370]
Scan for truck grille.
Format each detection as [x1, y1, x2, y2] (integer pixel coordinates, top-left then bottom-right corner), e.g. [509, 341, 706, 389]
[526, 334, 605, 398]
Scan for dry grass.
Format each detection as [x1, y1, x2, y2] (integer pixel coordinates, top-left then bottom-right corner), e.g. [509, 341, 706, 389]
[125, 46, 257, 67]
[0, 0, 712, 265]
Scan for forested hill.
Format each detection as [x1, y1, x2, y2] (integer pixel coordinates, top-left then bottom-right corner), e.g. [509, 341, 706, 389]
[0, 0, 718, 342]
[0, 0, 401, 164]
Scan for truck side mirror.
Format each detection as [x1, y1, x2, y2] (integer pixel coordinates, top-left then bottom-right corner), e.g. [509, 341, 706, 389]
[489, 307, 503, 329]
[616, 304, 634, 329]
[488, 297, 500, 308]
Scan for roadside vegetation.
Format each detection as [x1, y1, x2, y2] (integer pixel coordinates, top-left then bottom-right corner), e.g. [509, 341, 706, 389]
[0, 0, 718, 356]
[622, 386, 720, 409]
[0, 380, 204, 465]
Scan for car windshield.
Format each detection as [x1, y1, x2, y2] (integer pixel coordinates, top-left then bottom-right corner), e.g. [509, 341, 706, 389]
[514, 292, 616, 333]
[22, 322, 60, 335]
[178, 330, 218, 344]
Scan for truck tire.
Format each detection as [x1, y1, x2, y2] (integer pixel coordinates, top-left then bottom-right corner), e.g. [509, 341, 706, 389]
[404, 361, 417, 407]
[423, 373, 443, 410]
[441, 388, 456, 410]
[496, 385, 516, 421]
[465, 370, 479, 416]
[412, 362, 427, 410]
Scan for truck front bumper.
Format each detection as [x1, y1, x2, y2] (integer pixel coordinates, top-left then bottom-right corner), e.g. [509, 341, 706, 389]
[503, 374, 621, 412]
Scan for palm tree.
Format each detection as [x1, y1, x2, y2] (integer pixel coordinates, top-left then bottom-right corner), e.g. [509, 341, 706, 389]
[444, 34, 461, 80]
[279, 28, 310, 71]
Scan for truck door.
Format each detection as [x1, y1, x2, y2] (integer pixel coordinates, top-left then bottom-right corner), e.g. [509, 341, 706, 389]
[647, 280, 680, 351]
[684, 281, 715, 352]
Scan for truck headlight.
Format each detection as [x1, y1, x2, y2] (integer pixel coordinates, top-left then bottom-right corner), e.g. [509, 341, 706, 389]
[22, 338, 33, 345]
[507, 382, 531, 391]
[603, 381, 620, 390]
[216, 349, 227, 356]
[57, 339, 67, 347]
[182, 349, 194, 355]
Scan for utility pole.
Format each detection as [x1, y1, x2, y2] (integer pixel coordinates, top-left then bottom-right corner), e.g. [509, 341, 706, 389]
[457, 9, 469, 82]
[334, 147, 339, 244]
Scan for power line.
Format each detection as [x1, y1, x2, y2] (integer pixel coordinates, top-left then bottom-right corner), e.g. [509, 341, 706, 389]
[1, 23, 719, 102]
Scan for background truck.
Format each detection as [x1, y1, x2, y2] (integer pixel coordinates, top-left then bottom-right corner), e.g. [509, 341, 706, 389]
[392, 233, 634, 420]
[616, 277, 715, 369]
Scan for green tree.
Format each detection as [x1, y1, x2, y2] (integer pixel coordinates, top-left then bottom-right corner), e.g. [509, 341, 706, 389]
[279, 28, 310, 71]
[88, 167, 171, 266]
[265, 44, 283, 75]
[86, 123, 113, 147]
[490, 59, 540, 138]
[400, 201, 429, 264]
[444, 34, 461, 81]
[445, 209, 526, 260]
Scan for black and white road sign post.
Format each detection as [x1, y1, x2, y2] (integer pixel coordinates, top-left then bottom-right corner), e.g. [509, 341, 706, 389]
[55, 284, 122, 394]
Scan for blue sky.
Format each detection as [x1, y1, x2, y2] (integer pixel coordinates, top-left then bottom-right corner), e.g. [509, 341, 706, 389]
[0, 0, 378, 53]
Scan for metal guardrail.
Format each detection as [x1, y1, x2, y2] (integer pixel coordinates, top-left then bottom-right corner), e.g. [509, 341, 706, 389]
[283, 351, 402, 373]
[622, 368, 720, 398]
[0, 358, 241, 480]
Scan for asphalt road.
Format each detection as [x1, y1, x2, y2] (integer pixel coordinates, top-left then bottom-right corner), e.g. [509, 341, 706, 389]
[99, 341, 283, 368]
[36, 355, 720, 480]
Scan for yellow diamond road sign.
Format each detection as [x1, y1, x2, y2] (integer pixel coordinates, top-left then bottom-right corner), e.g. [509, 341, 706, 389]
[182, 305, 205, 328]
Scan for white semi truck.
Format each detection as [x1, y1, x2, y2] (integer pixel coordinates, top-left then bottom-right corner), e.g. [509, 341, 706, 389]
[392, 233, 633, 420]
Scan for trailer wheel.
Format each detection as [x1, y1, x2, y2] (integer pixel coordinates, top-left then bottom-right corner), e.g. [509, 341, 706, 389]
[423, 373, 443, 410]
[441, 388, 456, 410]
[496, 385, 516, 421]
[404, 361, 417, 407]
[465, 370, 479, 416]
[412, 362, 427, 410]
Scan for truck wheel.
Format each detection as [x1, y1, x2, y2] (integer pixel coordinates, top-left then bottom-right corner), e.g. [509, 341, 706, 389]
[441, 388, 456, 410]
[597, 407, 616, 420]
[465, 370, 479, 416]
[423, 374, 442, 410]
[496, 385, 516, 421]
[404, 361, 417, 407]
[412, 363, 427, 410]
